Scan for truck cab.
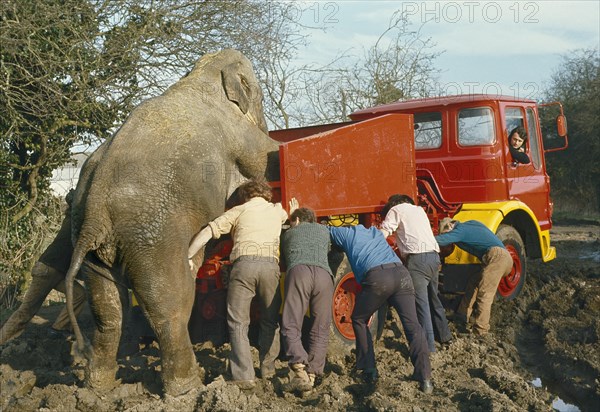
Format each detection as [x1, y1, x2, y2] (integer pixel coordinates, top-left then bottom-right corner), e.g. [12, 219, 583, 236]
[351, 94, 568, 298]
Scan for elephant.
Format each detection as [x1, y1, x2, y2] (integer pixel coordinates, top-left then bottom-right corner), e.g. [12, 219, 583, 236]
[64, 49, 280, 396]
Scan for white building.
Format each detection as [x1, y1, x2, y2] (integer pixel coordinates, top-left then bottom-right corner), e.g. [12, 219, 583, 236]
[50, 153, 90, 197]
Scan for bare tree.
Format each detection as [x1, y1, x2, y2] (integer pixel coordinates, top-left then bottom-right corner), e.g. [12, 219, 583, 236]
[0, 0, 307, 291]
[243, 3, 313, 130]
[284, 10, 442, 126]
[1, 0, 307, 220]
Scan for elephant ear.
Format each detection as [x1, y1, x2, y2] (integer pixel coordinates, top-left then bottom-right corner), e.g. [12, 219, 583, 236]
[222, 62, 251, 115]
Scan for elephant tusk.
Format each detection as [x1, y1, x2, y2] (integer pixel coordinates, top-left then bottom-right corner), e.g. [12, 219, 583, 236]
[245, 111, 257, 126]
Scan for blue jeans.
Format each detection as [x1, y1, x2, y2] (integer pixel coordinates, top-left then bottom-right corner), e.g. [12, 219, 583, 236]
[407, 252, 452, 352]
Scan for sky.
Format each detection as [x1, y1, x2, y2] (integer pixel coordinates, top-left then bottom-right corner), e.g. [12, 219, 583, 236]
[294, 0, 600, 100]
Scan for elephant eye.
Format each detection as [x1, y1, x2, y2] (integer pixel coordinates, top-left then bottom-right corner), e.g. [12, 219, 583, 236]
[240, 76, 250, 92]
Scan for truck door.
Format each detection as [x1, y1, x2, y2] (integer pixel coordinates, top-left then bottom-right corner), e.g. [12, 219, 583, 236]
[504, 106, 551, 229]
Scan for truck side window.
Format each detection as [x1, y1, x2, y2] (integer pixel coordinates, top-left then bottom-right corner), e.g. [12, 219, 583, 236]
[414, 112, 442, 149]
[526, 108, 541, 169]
[458, 107, 495, 146]
[505, 107, 524, 134]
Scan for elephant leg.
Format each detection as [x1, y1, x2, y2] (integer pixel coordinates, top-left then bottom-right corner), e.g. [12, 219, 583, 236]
[80, 257, 124, 391]
[131, 258, 201, 396]
[0, 262, 63, 345]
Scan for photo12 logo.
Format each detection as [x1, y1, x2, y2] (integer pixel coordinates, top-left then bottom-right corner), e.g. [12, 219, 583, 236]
[401, 1, 540, 24]
[433, 81, 541, 100]
[283, 161, 340, 184]
[267, 2, 340, 25]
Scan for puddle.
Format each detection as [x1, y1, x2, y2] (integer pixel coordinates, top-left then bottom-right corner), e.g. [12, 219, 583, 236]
[552, 398, 581, 412]
[579, 250, 600, 262]
[531, 378, 581, 412]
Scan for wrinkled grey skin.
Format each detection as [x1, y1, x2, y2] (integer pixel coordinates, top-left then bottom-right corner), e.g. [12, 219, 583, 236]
[65, 49, 279, 396]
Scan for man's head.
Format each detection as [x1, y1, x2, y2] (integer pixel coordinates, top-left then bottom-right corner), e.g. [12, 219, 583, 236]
[381, 194, 415, 217]
[509, 126, 528, 148]
[290, 207, 316, 227]
[439, 217, 458, 234]
[237, 179, 272, 203]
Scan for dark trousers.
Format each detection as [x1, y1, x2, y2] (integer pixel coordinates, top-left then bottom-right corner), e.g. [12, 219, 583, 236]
[351, 262, 431, 381]
[281, 264, 333, 375]
[227, 256, 281, 381]
[407, 252, 452, 351]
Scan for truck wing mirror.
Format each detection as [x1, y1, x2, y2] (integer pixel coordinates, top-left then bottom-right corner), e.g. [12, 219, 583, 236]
[540, 101, 569, 153]
[556, 114, 567, 137]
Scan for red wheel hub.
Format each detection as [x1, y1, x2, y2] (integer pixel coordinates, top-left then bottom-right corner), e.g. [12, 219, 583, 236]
[332, 272, 362, 340]
[497, 244, 521, 297]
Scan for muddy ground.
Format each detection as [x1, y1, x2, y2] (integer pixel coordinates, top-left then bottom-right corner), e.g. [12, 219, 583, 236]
[1, 223, 598, 411]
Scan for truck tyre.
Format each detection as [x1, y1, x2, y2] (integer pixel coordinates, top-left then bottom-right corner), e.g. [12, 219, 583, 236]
[495, 224, 527, 300]
[328, 253, 379, 355]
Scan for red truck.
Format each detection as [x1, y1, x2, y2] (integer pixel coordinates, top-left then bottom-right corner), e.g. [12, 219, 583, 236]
[189, 94, 568, 348]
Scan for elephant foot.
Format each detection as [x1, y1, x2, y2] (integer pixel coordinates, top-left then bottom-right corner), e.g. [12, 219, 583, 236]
[85, 364, 120, 392]
[163, 367, 204, 397]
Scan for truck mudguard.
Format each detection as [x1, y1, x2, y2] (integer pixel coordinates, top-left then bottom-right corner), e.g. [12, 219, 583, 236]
[443, 200, 556, 264]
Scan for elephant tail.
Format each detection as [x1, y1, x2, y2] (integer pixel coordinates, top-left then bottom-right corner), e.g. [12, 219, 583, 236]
[65, 238, 97, 362]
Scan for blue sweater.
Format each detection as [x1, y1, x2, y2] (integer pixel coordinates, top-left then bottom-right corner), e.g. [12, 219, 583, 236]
[435, 220, 505, 260]
[328, 225, 400, 284]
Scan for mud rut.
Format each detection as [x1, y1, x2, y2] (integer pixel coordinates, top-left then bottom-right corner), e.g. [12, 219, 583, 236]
[1, 223, 598, 411]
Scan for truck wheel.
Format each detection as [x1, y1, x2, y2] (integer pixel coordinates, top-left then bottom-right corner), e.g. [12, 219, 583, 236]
[328, 254, 379, 355]
[495, 224, 527, 300]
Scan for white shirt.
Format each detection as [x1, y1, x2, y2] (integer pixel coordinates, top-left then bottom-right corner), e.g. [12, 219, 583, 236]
[380, 203, 440, 258]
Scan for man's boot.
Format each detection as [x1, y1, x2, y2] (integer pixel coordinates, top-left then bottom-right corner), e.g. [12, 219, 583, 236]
[285, 363, 312, 392]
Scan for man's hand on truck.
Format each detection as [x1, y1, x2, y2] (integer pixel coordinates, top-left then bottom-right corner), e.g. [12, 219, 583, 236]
[289, 197, 299, 216]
